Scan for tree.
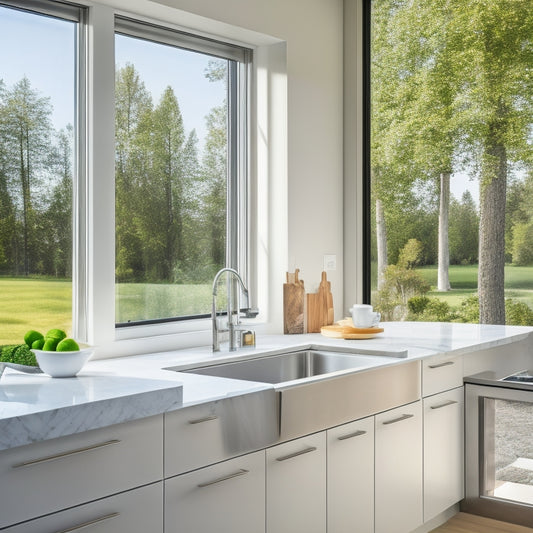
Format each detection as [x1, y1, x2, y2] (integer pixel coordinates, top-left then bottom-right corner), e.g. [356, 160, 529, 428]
[150, 86, 186, 281]
[1, 77, 52, 275]
[449, 191, 479, 265]
[200, 60, 228, 273]
[452, 0, 533, 323]
[114, 64, 153, 282]
[43, 126, 73, 277]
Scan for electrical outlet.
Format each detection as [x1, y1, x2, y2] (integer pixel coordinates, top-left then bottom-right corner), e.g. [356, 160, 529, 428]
[324, 254, 337, 271]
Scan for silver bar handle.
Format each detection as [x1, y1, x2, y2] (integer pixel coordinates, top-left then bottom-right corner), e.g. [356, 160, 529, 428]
[197, 469, 249, 488]
[428, 361, 454, 369]
[430, 400, 458, 410]
[55, 512, 119, 533]
[337, 430, 367, 441]
[12, 440, 121, 469]
[276, 446, 317, 462]
[188, 415, 218, 425]
[382, 413, 414, 425]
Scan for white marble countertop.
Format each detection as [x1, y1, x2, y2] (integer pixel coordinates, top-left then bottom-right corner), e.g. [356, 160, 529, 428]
[1, 321, 531, 451]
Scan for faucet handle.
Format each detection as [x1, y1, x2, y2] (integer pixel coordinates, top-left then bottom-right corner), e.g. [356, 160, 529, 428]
[241, 307, 259, 319]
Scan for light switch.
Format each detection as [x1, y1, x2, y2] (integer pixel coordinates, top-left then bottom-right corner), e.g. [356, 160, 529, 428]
[324, 254, 337, 271]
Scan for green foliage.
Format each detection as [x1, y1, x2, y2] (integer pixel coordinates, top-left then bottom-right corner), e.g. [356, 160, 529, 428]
[374, 264, 430, 320]
[455, 296, 479, 323]
[407, 297, 456, 322]
[397, 239, 424, 269]
[505, 299, 533, 326]
[512, 222, 533, 266]
[449, 191, 479, 265]
[113, 63, 227, 291]
[0, 344, 37, 366]
[407, 296, 430, 315]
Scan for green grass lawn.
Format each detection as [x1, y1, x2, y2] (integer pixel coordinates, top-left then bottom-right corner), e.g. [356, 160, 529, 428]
[415, 264, 533, 311]
[0, 278, 213, 344]
[0, 278, 72, 345]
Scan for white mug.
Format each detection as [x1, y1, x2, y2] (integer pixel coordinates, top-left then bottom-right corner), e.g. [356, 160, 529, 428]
[349, 304, 380, 328]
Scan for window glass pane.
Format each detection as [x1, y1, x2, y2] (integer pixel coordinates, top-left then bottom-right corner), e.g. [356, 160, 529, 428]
[369, 0, 533, 325]
[115, 29, 231, 325]
[0, 4, 76, 344]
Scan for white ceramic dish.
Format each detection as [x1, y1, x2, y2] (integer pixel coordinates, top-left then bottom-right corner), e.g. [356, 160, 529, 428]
[31, 347, 94, 378]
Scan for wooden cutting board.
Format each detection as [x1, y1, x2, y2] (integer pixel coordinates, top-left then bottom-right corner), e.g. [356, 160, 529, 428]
[307, 271, 334, 333]
[321, 324, 384, 339]
[283, 269, 305, 334]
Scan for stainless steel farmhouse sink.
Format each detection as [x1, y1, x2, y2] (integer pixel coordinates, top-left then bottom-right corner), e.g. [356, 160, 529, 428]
[179, 350, 384, 385]
[166, 349, 421, 442]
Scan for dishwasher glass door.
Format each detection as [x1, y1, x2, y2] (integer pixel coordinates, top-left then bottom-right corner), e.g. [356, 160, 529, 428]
[464, 384, 533, 527]
[483, 397, 533, 505]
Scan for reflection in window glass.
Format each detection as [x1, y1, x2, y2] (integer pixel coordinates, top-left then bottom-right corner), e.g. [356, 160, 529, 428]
[0, 5, 77, 344]
[369, 0, 533, 326]
[115, 30, 232, 325]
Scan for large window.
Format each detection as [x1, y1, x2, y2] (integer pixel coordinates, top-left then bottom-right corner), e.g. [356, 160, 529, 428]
[0, 1, 82, 344]
[114, 18, 250, 326]
[368, 0, 533, 326]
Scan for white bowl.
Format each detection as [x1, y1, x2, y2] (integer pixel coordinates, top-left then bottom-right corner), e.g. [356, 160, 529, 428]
[31, 347, 94, 378]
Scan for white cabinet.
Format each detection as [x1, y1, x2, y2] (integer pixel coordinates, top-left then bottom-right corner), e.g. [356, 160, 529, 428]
[327, 416, 374, 533]
[165, 450, 265, 533]
[375, 401, 423, 533]
[424, 386, 464, 521]
[266, 431, 326, 533]
[2, 482, 162, 533]
[0, 415, 163, 529]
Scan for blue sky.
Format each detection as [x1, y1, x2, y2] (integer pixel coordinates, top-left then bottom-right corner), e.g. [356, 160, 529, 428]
[0, 5, 224, 149]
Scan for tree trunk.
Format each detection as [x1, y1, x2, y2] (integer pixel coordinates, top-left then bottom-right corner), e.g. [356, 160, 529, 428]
[478, 143, 507, 324]
[376, 197, 387, 290]
[437, 172, 451, 291]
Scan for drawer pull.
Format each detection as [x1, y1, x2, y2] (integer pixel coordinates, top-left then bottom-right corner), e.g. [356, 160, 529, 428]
[382, 413, 414, 425]
[428, 361, 454, 369]
[197, 468, 249, 488]
[276, 446, 317, 462]
[337, 430, 367, 441]
[12, 439, 121, 468]
[188, 415, 218, 424]
[430, 399, 458, 410]
[55, 512, 119, 533]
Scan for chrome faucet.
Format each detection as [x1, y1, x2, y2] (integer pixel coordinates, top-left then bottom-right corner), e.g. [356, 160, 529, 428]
[212, 268, 258, 352]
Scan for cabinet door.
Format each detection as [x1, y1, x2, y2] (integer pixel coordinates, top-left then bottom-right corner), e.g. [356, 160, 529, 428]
[2, 482, 162, 533]
[327, 416, 374, 533]
[375, 401, 423, 533]
[266, 431, 326, 533]
[424, 387, 464, 521]
[165, 450, 265, 533]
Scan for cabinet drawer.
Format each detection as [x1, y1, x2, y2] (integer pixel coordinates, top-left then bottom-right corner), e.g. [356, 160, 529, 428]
[423, 355, 463, 396]
[2, 482, 162, 533]
[164, 389, 278, 477]
[0, 415, 163, 529]
[165, 450, 265, 533]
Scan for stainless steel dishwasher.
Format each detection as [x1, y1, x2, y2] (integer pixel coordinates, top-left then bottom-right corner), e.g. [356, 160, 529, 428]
[464, 370, 533, 528]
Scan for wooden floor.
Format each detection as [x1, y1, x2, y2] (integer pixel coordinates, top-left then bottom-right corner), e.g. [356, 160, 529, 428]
[431, 512, 533, 532]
